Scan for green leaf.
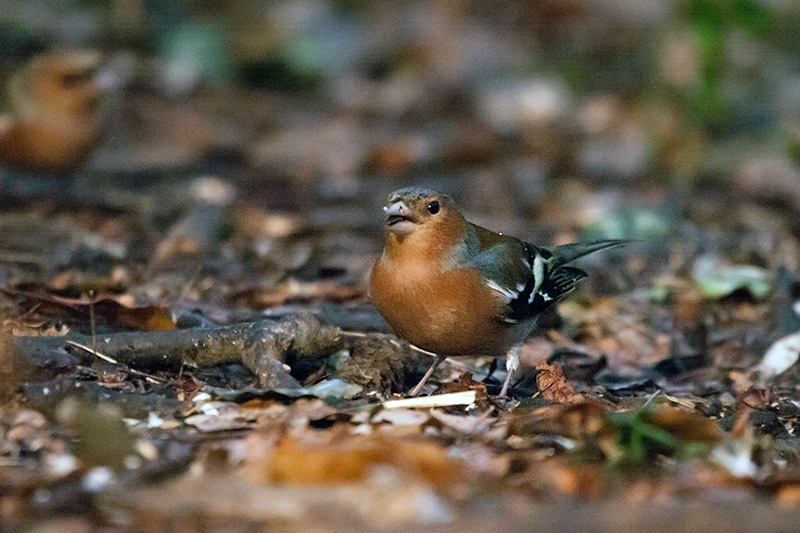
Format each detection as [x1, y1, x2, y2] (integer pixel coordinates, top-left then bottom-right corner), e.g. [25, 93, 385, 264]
[692, 257, 772, 299]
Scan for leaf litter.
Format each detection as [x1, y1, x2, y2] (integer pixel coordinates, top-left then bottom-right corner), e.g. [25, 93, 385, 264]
[4, 1, 800, 531]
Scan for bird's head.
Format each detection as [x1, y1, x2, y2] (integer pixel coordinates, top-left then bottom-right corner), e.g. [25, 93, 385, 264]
[10, 51, 109, 119]
[381, 187, 466, 251]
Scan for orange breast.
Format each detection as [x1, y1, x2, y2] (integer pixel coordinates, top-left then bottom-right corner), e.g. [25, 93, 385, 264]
[0, 118, 98, 171]
[370, 256, 520, 356]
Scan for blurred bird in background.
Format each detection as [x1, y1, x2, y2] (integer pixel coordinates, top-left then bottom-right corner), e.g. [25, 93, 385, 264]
[0, 50, 118, 172]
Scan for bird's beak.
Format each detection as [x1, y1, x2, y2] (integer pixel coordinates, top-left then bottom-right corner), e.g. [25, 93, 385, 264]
[93, 52, 137, 91]
[68, 51, 103, 73]
[94, 68, 120, 90]
[384, 201, 415, 227]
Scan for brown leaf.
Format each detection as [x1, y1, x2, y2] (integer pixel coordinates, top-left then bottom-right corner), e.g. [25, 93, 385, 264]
[556, 400, 610, 438]
[535, 361, 583, 404]
[3, 290, 176, 331]
[642, 404, 722, 444]
[777, 485, 800, 507]
[506, 454, 606, 499]
[250, 279, 364, 307]
[674, 286, 705, 327]
[545, 458, 606, 498]
[96, 300, 176, 331]
[252, 434, 464, 487]
[364, 140, 421, 174]
[506, 401, 609, 441]
[438, 372, 488, 402]
[731, 387, 769, 439]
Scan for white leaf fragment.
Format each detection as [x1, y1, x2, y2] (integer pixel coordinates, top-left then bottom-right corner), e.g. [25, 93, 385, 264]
[710, 444, 758, 479]
[757, 332, 800, 381]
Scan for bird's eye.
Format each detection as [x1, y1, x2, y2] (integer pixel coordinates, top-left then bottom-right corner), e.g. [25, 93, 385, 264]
[60, 70, 94, 88]
[427, 201, 440, 215]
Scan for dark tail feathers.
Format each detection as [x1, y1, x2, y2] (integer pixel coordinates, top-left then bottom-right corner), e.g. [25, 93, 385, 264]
[552, 239, 631, 266]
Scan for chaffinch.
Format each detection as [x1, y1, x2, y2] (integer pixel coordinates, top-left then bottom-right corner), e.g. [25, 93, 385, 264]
[370, 186, 627, 397]
[0, 50, 111, 171]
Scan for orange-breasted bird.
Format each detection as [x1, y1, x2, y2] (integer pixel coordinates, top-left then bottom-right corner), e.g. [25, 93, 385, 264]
[0, 50, 113, 172]
[370, 186, 627, 397]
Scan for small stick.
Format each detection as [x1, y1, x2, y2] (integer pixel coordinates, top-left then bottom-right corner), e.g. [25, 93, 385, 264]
[88, 289, 97, 358]
[65, 339, 168, 383]
[382, 390, 477, 409]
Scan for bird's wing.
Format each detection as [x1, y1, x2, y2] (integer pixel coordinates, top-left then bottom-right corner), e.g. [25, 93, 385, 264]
[471, 237, 629, 324]
[467, 226, 629, 323]
[470, 239, 571, 323]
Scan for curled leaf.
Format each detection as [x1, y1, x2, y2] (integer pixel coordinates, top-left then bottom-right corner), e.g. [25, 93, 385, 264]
[692, 257, 771, 299]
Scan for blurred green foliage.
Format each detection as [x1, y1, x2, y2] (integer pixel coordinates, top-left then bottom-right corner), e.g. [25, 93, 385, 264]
[682, 0, 776, 130]
[605, 403, 718, 466]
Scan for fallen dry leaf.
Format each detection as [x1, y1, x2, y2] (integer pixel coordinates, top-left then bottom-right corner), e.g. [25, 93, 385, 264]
[3, 291, 176, 331]
[641, 404, 722, 444]
[730, 387, 770, 439]
[437, 372, 489, 401]
[556, 400, 610, 438]
[249, 433, 465, 488]
[535, 361, 583, 404]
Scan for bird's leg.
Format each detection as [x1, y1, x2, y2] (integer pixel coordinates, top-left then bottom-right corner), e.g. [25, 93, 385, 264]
[499, 345, 521, 397]
[408, 353, 447, 397]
